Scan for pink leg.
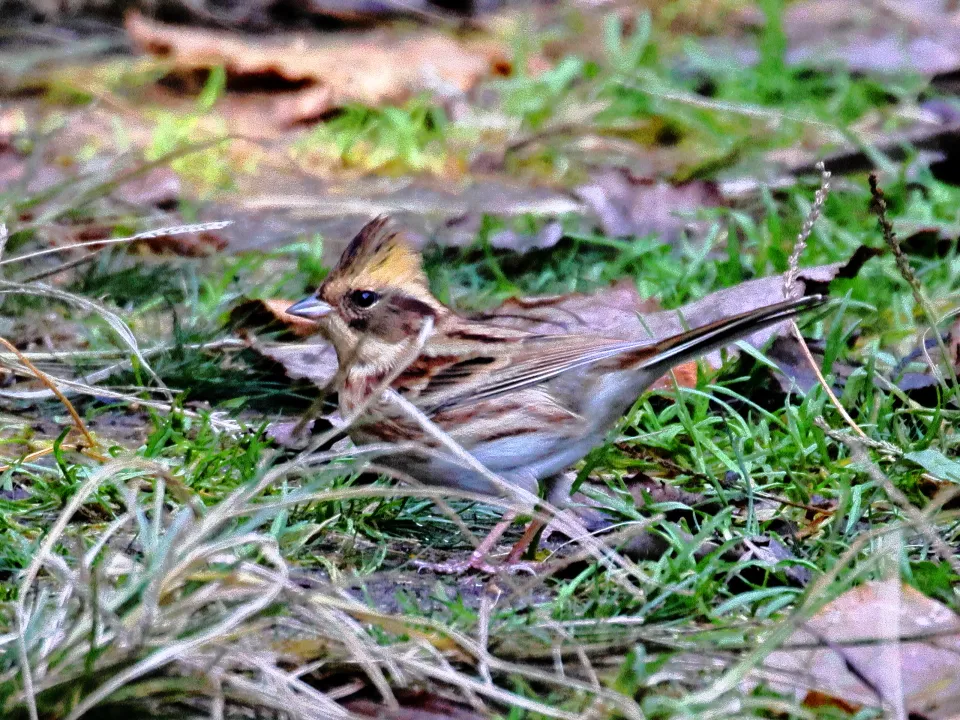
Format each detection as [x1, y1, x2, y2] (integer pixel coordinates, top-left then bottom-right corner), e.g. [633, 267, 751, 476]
[504, 518, 545, 564]
[414, 511, 538, 574]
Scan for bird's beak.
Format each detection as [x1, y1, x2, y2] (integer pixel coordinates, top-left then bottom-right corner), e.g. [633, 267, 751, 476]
[286, 295, 333, 320]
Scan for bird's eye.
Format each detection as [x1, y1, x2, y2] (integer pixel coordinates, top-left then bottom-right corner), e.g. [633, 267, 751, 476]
[349, 289, 380, 308]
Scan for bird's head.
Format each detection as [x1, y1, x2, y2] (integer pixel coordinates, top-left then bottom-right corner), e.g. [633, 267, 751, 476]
[287, 216, 443, 365]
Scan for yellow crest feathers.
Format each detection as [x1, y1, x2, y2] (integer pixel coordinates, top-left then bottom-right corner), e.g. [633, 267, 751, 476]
[328, 216, 427, 288]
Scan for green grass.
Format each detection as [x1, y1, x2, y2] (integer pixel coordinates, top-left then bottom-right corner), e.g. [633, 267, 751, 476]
[1, 1, 959, 717]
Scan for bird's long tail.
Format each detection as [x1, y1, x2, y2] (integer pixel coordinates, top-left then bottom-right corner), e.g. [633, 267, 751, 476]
[638, 294, 826, 376]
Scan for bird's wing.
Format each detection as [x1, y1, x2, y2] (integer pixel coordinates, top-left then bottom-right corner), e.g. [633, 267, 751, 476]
[404, 295, 823, 412]
[414, 335, 649, 411]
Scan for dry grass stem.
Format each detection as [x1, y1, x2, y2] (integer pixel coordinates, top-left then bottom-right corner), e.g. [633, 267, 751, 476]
[0, 221, 232, 269]
[6, 446, 647, 718]
[782, 162, 869, 439]
[0, 335, 99, 450]
[869, 173, 960, 406]
[0, 278, 169, 399]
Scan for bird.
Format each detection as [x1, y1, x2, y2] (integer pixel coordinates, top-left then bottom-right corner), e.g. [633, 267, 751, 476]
[286, 216, 825, 572]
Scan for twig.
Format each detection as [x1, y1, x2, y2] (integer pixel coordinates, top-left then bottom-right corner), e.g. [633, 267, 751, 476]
[783, 163, 868, 438]
[1, 220, 232, 269]
[869, 174, 960, 407]
[0, 223, 8, 266]
[0, 336, 98, 451]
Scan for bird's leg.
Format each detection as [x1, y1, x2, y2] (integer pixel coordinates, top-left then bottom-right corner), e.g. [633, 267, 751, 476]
[415, 510, 539, 574]
[505, 471, 575, 562]
[415, 472, 574, 574]
[504, 517, 546, 563]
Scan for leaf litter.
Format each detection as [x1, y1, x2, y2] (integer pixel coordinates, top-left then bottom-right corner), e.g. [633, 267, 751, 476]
[703, 0, 960, 77]
[125, 10, 512, 128]
[756, 579, 960, 717]
[238, 242, 877, 448]
[2, 2, 960, 717]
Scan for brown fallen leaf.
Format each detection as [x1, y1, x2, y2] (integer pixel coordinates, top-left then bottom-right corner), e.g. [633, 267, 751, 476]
[887, 316, 960, 402]
[480, 246, 875, 369]
[710, 0, 960, 77]
[126, 11, 508, 126]
[265, 417, 317, 450]
[469, 279, 662, 336]
[241, 246, 876, 394]
[756, 579, 960, 718]
[228, 298, 341, 390]
[575, 169, 722, 242]
[135, 228, 229, 257]
[346, 691, 489, 720]
[782, 0, 960, 76]
[635, 245, 878, 369]
[230, 298, 322, 339]
[112, 166, 182, 209]
[254, 342, 339, 389]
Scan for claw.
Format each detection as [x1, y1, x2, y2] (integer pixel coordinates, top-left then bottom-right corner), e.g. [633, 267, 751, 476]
[412, 556, 540, 575]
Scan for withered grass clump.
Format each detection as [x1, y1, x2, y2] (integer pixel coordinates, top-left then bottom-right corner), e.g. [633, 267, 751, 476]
[1, 452, 648, 719]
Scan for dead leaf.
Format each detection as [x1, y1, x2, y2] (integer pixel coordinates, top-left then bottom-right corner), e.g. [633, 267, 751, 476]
[112, 166, 181, 208]
[712, 0, 960, 77]
[346, 691, 489, 720]
[243, 246, 876, 395]
[477, 246, 875, 385]
[738, 535, 811, 586]
[230, 298, 322, 338]
[887, 316, 960, 401]
[228, 298, 339, 388]
[766, 335, 853, 395]
[266, 418, 317, 450]
[757, 579, 960, 718]
[126, 11, 508, 126]
[471, 279, 661, 336]
[254, 342, 339, 389]
[626, 471, 722, 516]
[575, 169, 722, 241]
[639, 245, 878, 368]
[782, 0, 960, 76]
[135, 228, 228, 257]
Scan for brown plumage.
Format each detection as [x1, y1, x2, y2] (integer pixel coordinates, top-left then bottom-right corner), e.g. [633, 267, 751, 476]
[287, 217, 825, 572]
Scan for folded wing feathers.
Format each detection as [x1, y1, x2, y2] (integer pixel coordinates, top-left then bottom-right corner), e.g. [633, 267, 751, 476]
[423, 295, 824, 412]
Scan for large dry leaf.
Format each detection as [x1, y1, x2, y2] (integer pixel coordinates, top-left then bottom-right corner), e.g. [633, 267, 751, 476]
[210, 172, 583, 256]
[242, 246, 875, 396]
[575, 169, 722, 242]
[782, 0, 960, 76]
[481, 247, 875, 368]
[255, 342, 339, 389]
[126, 11, 508, 125]
[229, 298, 341, 390]
[704, 0, 960, 77]
[758, 579, 960, 717]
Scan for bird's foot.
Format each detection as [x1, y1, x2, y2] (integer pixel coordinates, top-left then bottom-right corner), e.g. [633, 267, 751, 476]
[413, 553, 539, 575]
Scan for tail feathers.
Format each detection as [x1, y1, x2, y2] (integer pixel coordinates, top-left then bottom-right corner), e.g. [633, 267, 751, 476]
[640, 294, 825, 376]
